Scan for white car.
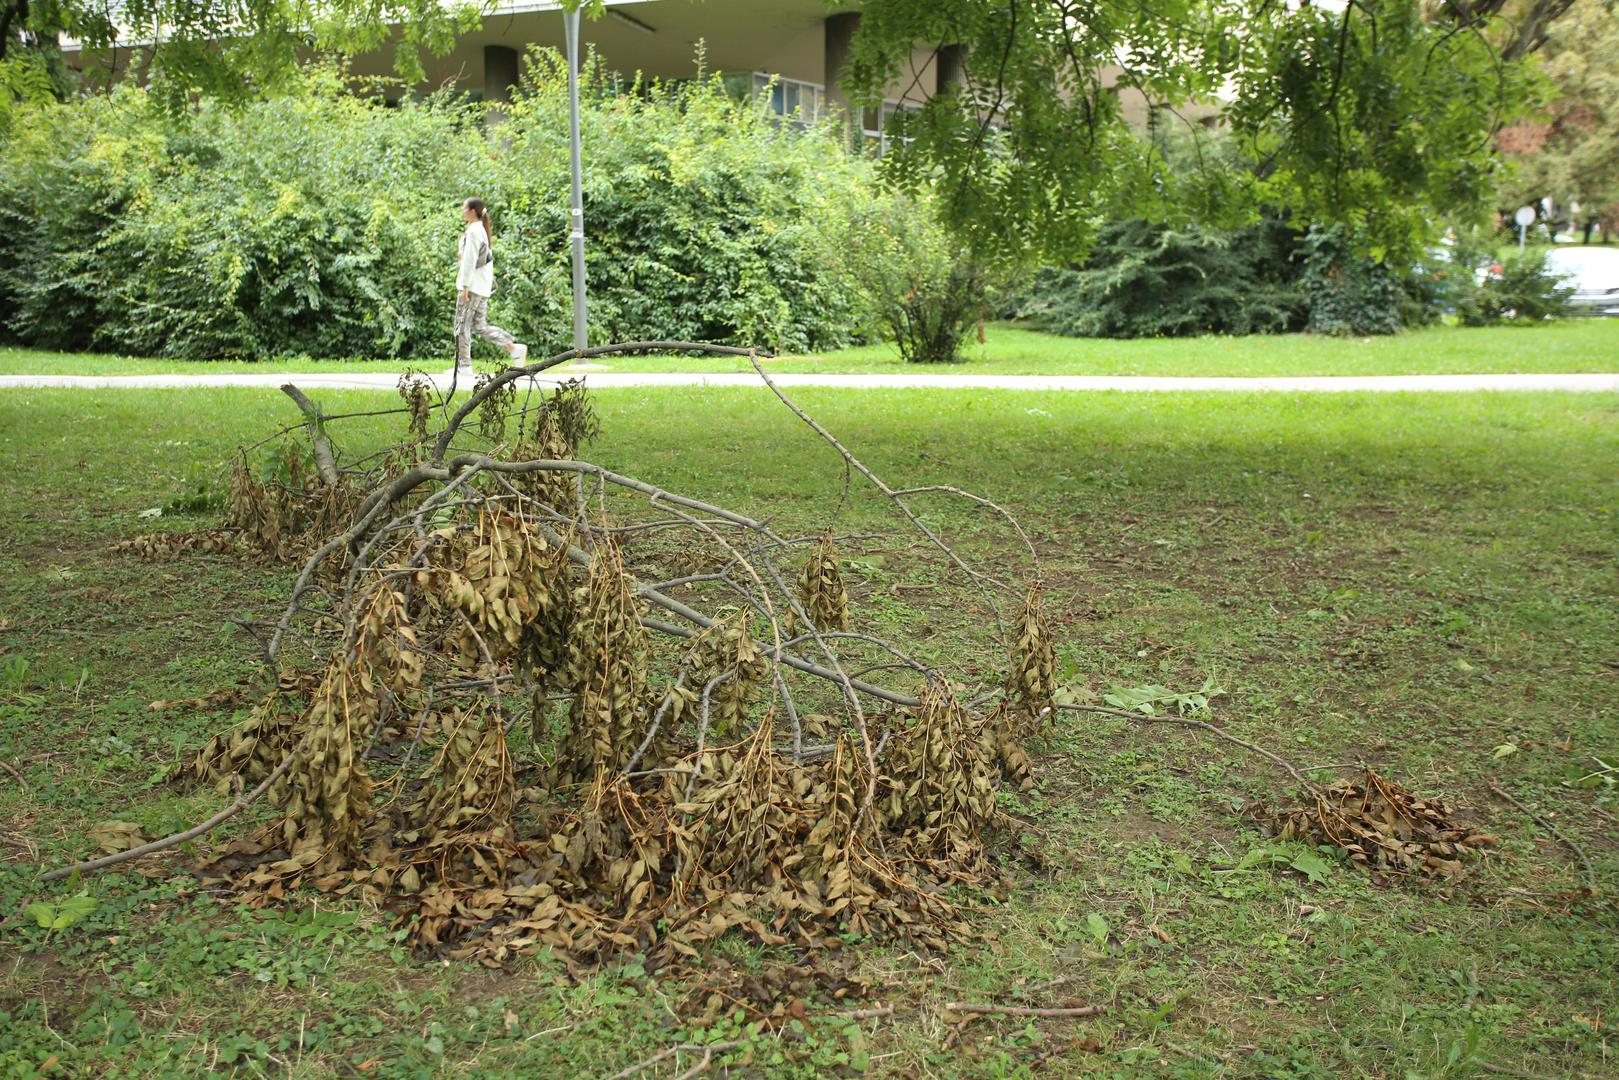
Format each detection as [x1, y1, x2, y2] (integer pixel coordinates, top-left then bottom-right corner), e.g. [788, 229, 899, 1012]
[1544, 247, 1619, 315]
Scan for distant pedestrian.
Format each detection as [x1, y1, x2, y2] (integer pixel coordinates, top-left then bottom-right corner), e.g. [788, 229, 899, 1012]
[453, 197, 527, 378]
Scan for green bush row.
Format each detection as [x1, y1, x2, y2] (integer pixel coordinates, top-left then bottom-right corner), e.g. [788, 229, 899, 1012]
[1003, 219, 1448, 339]
[0, 60, 889, 360]
[1003, 218, 1308, 339]
[1003, 219, 1579, 339]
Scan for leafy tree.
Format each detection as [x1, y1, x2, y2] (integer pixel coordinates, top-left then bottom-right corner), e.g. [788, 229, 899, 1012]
[0, 0, 481, 108]
[0, 0, 1588, 267]
[1496, 0, 1619, 241]
[1440, 0, 1590, 61]
[840, 0, 1541, 267]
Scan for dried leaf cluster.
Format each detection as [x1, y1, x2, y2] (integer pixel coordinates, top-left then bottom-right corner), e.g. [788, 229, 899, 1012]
[1260, 769, 1498, 882]
[182, 671, 315, 789]
[227, 448, 365, 561]
[1005, 580, 1057, 726]
[791, 531, 850, 633]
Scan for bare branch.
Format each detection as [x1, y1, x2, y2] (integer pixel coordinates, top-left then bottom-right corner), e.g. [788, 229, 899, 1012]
[1055, 702, 1317, 791]
[40, 753, 293, 882]
[279, 384, 340, 487]
[945, 1002, 1107, 1018]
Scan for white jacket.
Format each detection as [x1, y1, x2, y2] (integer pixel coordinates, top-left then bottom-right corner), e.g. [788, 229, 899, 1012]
[456, 222, 495, 297]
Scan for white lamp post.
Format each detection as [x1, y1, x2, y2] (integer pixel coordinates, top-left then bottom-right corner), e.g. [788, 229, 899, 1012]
[564, 7, 588, 353]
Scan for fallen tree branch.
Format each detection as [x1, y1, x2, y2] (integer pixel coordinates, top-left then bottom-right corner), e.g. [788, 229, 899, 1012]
[944, 1001, 1107, 1018]
[1486, 781, 1598, 893]
[105, 337, 1046, 965]
[40, 753, 293, 882]
[280, 384, 340, 487]
[606, 1041, 740, 1080]
[1055, 702, 1318, 791]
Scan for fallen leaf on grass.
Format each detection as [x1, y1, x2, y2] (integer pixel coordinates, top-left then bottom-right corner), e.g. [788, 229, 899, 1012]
[87, 820, 147, 853]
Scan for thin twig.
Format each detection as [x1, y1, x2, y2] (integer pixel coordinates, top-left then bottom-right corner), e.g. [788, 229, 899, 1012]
[0, 760, 27, 790]
[606, 1041, 740, 1080]
[838, 1006, 895, 1020]
[671, 1047, 720, 1080]
[1055, 702, 1318, 791]
[622, 656, 695, 776]
[944, 1002, 1107, 1018]
[1486, 781, 1598, 893]
[1473, 1062, 1571, 1080]
[41, 753, 293, 881]
[433, 341, 770, 463]
[745, 354, 1015, 638]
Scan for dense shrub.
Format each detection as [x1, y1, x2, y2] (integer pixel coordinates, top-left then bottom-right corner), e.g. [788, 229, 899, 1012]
[1297, 226, 1406, 336]
[1003, 218, 1308, 338]
[1448, 249, 1577, 325]
[491, 54, 873, 356]
[0, 79, 469, 358]
[0, 60, 882, 359]
[1002, 217, 1476, 340]
[841, 191, 989, 363]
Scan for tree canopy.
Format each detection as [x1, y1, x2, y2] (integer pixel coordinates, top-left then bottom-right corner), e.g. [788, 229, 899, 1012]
[0, 0, 1590, 262]
[2, 0, 482, 104]
[842, 0, 1538, 263]
[1496, 0, 1619, 239]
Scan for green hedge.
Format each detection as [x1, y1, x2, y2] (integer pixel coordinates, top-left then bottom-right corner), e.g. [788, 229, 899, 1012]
[1297, 226, 1407, 336]
[0, 61, 882, 360]
[1003, 219, 1308, 338]
[1004, 218, 1464, 339]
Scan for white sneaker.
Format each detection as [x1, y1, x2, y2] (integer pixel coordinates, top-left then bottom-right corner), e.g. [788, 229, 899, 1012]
[510, 343, 529, 362]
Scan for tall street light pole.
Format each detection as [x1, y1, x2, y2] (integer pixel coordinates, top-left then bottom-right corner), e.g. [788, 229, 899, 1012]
[564, 7, 588, 353]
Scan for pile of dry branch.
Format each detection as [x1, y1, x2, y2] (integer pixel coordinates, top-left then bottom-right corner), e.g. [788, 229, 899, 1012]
[67, 342, 1526, 977]
[102, 343, 1058, 967]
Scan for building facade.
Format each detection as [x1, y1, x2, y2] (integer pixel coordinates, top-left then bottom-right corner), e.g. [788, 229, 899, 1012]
[64, 0, 1185, 140]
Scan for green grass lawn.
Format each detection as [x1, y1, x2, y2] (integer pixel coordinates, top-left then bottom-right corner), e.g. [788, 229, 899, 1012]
[4, 318, 1618, 378]
[1, 385, 1616, 1077]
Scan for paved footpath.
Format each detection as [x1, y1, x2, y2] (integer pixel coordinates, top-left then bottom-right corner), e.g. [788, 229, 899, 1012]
[3, 371, 1618, 392]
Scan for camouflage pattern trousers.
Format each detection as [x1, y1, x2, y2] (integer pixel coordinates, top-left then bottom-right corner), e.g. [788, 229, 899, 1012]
[454, 293, 515, 369]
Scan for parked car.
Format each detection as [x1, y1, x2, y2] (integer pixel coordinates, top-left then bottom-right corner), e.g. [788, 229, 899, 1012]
[1544, 247, 1619, 316]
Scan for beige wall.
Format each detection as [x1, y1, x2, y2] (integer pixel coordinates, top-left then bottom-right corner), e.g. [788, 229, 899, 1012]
[754, 22, 823, 88]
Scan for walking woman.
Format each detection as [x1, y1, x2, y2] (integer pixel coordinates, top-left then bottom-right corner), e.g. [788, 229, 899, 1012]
[453, 197, 527, 377]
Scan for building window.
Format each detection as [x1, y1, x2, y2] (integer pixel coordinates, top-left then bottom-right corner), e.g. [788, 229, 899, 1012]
[861, 99, 923, 156]
[750, 72, 825, 127]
